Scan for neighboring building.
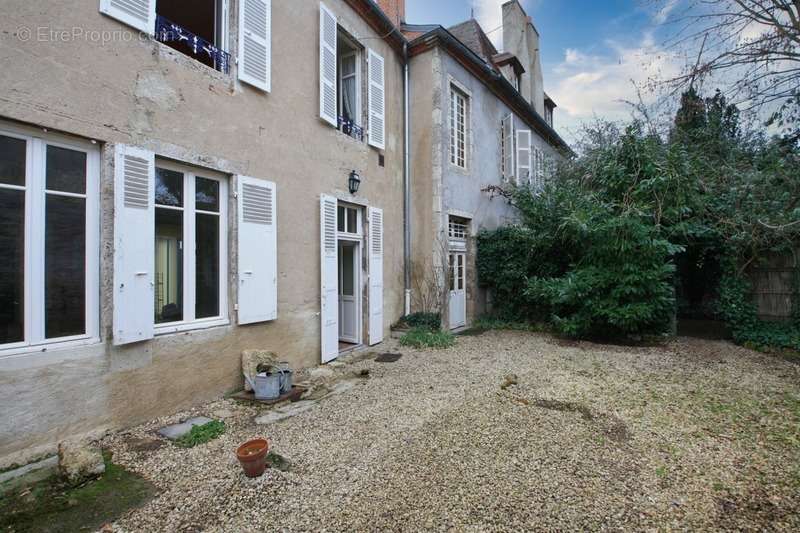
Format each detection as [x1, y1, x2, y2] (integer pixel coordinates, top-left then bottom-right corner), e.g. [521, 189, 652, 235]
[403, 0, 571, 329]
[0, 0, 406, 466]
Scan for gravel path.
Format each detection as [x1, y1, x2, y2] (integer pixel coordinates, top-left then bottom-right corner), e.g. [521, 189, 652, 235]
[104, 331, 800, 531]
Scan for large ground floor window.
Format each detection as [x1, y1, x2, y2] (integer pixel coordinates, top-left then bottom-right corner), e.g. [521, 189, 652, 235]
[0, 124, 99, 353]
[154, 160, 228, 330]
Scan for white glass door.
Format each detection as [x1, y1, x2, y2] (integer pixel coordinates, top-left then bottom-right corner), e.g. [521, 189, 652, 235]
[448, 253, 466, 329]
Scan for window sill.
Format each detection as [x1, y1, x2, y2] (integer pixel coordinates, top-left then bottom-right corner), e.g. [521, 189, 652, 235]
[448, 161, 470, 175]
[154, 317, 231, 336]
[152, 40, 232, 84]
[0, 336, 102, 361]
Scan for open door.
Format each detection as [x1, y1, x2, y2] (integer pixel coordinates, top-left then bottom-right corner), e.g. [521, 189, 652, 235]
[320, 194, 339, 363]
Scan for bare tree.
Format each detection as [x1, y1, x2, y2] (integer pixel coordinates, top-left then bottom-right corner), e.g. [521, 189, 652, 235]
[656, 0, 800, 137]
[409, 235, 451, 318]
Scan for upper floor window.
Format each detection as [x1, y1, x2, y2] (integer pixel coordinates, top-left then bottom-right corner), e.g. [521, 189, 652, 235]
[0, 126, 99, 354]
[318, 3, 385, 149]
[155, 0, 230, 73]
[100, 0, 271, 91]
[545, 105, 554, 127]
[337, 32, 364, 141]
[449, 85, 468, 169]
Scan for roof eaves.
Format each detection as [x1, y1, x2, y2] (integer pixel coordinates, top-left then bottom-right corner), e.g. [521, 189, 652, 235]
[409, 27, 572, 154]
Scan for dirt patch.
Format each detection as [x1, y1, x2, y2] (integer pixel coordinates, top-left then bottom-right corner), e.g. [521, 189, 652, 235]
[532, 398, 594, 420]
[127, 437, 164, 453]
[715, 486, 792, 529]
[531, 398, 631, 442]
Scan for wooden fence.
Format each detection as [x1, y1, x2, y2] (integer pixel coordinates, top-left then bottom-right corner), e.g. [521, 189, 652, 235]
[748, 251, 798, 321]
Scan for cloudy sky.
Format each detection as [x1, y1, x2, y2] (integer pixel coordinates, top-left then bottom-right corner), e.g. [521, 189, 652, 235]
[406, 0, 687, 141]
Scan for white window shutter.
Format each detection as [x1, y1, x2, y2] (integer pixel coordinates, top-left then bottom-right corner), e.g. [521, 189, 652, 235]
[319, 3, 338, 127]
[238, 176, 277, 324]
[367, 49, 386, 150]
[531, 148, 543, 189]
[320, 195, 339, 362]
[99, 0, 155, 35]
[238, 0, 271, 92]
[112, 144, 155, 345]
[516, 130, 532, 185]
[501, 114, 515, 181]
[368, 206, 384, 345]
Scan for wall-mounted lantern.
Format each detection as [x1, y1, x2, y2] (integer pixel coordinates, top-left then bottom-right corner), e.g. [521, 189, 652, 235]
[348, 170, 361, 195]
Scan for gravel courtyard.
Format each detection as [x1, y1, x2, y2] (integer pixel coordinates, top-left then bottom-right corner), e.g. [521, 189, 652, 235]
[104, 331, 800, 531]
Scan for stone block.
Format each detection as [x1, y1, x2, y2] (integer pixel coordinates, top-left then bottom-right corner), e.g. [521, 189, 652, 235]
[241, 350, 279, 391]
[58, 438, 105, 486]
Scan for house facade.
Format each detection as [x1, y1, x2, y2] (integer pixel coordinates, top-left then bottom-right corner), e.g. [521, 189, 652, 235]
[0, 0, 407, 466]
[402, 0, 570, 329]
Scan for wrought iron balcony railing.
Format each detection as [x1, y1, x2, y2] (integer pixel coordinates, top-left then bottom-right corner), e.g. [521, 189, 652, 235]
[155, 15, 231, 74]
[338, 116, 364, 142]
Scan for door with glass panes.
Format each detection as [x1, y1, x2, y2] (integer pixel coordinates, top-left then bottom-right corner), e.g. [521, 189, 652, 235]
[448, 252, 466, 329]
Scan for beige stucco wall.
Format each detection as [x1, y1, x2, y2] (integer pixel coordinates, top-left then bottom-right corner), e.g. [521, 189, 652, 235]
[0, 0, 405, 466]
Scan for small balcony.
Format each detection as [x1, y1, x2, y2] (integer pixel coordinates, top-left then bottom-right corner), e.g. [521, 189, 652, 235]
[338, 116, 364, 142]
[155, 15, 231, 74]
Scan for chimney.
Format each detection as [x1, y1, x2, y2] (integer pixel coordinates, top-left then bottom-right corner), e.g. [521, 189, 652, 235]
[376, 0, 405, 27]
[502, 0, 544, 115]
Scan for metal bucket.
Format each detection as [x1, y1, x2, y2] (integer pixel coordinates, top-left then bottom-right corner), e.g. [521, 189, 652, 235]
[278, 361, 293, 394]
[244, 365, 285, 400]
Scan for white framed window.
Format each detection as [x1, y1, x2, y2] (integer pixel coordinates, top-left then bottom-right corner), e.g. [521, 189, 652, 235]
[0, 123, 100, 356]
[338, 34, 362, 132]
[153, 160, 228, 333]
[449, 85, 468, 168]
[337, 204, 361, 236]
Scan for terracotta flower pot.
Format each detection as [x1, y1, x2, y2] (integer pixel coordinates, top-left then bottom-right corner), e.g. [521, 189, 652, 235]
[236, 438, 269, 478]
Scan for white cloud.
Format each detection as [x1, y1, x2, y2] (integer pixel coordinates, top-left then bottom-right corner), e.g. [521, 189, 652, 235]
[653, 0, 678, 24]
[548, 33, 684, 141]
[469, 0, 505, 46]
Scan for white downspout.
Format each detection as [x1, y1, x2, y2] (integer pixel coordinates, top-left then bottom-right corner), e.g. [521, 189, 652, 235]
[403, 42, 411, 316]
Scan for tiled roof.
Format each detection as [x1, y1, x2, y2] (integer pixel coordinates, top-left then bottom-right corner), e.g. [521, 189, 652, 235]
[447, 19, 498, 67]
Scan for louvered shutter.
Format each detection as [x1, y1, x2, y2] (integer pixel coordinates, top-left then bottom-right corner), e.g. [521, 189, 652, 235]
[367, 49, 386, 150]
[532, 148, 544, 189]
[238, 0, 271, 92]
[501, 114, 515, 181]
[99, 0, 155, 35]
[320, 194, 339, 362]
[516, 130, 532, 185]
[368, 206, 384, 345]
[112, 145, 155, 345]
[238, 176, 277, 324]
[319, 3, 338, 127]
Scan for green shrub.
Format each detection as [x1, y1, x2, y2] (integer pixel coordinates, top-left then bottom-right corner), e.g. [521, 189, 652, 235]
[174, 420, 226, 448]
[527, 215, 680, 338]
[399, 327, 455, 349]
[396, 312, 441, 331]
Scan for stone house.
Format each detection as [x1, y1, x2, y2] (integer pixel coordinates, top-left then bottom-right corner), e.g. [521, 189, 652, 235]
[0, 0, 408, 467]
[400, 0, 571, 329]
